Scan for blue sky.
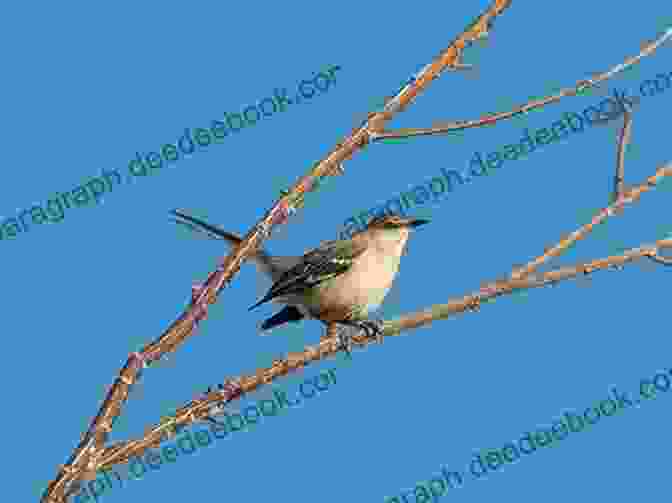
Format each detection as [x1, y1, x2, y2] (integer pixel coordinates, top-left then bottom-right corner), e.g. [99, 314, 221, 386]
[2, 2, 671, 502]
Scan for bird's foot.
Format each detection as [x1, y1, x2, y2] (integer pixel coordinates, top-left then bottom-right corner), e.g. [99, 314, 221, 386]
[336, 330, 354, 359]
[356, 319, 386, 344]
[336, 319, 385, 357]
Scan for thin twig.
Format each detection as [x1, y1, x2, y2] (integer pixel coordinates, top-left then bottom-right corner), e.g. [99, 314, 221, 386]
[514, 98, 635, 280]
[371, 28, 672, 141]
[392, 238, 672, 331]
[510, 161, 672, 281]
[613, 103, 633, 203]
[647, 253, 672, 266]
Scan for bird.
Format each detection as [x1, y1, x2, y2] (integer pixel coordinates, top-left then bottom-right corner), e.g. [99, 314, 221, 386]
[170, 209, 429, 354]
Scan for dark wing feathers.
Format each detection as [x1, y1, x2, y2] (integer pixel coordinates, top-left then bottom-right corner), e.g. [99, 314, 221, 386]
[248, 239, 366, 310]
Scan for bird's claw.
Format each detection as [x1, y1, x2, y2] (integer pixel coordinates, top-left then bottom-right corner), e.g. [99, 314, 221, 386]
[357, 319, 385, 344]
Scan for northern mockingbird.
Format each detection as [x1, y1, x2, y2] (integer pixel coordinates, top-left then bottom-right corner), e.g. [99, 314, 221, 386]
[170, 209, 429, 354]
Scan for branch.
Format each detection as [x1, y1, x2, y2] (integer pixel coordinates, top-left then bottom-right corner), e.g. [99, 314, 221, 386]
[41, 2, 515, 501]
[64, 155, 672, 482]
[76, 234, 672, 476]
[509, 153, 672, 279]
[612, 103, 633, 204]
[370, 28, 672, 141]
[391, 238, 672, 330]
[647, 252, 672, 266]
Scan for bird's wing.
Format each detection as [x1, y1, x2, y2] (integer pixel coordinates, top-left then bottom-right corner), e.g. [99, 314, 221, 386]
[263, 256, 304, 280]
[170, 209, 299, 281]
[249, 238, 368, 309]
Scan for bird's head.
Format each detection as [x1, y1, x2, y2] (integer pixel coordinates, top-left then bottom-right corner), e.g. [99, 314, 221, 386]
[366, 214, 430, 231]
[362, 214, 430, 249]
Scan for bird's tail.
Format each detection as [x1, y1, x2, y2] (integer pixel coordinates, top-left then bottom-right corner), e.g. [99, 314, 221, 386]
[170, 209, 245, 247]
[170, 209, 300, 282]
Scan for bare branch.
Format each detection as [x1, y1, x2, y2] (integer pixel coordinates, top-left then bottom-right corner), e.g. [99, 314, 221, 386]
[647, 252, 672, 266]
[613, 103, 633, 204]
[510, 161, 672, 280]
[391, 238, 672, 332]
[371, 28, 672, 142]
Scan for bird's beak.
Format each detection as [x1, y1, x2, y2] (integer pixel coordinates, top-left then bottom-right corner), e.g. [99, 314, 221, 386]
[405, 218, 430, 228]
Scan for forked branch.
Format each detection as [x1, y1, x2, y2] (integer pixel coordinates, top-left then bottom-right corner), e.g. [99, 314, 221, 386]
[370, 28, 672, 141]
[510, 105, 664, 281]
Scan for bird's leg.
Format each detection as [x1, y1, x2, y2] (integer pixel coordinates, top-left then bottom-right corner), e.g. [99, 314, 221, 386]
[326, 323, 354, 359]
[336, 327, 354, 359]
[322, 322, 353, 359]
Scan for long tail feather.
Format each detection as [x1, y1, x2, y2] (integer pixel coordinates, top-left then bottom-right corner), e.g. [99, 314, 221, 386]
[170, 209, 300, 282]
[170, 209, 243, 245]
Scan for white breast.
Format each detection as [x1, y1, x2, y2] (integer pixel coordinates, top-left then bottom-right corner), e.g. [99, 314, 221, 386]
[348, 247, 401, 312]
[312, 240, 404, 318]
